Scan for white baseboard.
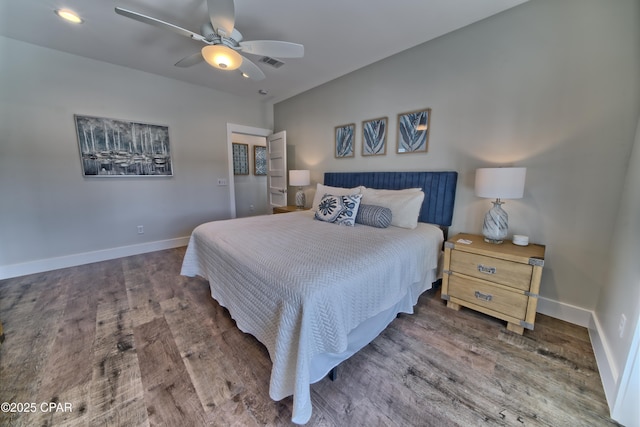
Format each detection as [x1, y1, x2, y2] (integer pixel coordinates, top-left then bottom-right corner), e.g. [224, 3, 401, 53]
[0, 237, 190, 280]
[537, 297, 619, 420]
[589, 312, 619, 410]
[536, 295, 593, 327]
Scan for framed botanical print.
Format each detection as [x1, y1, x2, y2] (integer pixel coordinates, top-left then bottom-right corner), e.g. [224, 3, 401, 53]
[232, 143, 249, 175]
[253, 145, 266, 175]
[397, 108, 431, 154]
[362, 117, 387, 156]
[335, 123, 355, 158]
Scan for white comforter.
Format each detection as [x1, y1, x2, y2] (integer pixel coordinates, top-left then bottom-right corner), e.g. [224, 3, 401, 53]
[180, 211, 443, 424]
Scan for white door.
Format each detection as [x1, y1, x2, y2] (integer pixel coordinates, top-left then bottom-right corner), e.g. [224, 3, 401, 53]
[267, 131, 287, 209]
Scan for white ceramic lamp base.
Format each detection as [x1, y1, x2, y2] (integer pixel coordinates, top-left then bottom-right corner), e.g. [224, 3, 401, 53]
[482, 199, 508, 244]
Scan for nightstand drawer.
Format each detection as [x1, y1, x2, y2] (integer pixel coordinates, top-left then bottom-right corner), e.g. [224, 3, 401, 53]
[450, 251, 533, 291]
[448, 275, 528, 320]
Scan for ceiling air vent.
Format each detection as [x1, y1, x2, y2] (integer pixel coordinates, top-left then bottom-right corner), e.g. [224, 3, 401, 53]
[259, 56, 285, 69]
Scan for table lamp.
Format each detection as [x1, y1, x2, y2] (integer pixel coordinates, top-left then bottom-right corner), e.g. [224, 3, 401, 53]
[289, 170, 310, 209]
[475, 167, 526, 244]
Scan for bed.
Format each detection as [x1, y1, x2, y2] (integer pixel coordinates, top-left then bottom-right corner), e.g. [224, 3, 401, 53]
[180, 171, 458, 424]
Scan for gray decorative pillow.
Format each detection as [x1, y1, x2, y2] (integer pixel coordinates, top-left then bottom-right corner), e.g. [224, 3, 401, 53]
[355, 204, 392, 228]
[315, 194, 362, 226]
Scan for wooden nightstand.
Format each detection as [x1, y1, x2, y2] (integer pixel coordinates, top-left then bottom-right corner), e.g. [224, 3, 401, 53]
[273, 205, 309, 214]
[441, 233, 545, 335]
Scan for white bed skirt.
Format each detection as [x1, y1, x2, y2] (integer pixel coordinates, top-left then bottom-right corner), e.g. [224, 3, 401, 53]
[307, 267, 438, 384]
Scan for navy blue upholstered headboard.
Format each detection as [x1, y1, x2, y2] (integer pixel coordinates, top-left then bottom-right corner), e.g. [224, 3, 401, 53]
[324, 171, 458, 227]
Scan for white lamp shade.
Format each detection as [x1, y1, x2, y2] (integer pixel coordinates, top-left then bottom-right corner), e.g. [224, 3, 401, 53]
[289, 170, 310, 186]
[201, 45, 242, 71]
[475, 167, 526, 199]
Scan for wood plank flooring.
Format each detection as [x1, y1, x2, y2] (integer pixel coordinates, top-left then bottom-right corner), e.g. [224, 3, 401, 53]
[0, 247, 620, 426]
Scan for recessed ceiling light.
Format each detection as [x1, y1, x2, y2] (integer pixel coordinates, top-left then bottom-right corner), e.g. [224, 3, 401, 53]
[241, 72, 250, 78]
[55, 9, 83, 24]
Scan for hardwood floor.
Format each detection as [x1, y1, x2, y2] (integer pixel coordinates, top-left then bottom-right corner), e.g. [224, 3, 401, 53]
[0, 247, 619, 426]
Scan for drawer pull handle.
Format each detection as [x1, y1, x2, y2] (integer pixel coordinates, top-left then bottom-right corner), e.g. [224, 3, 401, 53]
[475, 291, 493, 301]
[477, 264, 496, 274]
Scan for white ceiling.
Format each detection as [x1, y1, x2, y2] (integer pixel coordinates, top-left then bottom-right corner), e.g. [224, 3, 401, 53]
[0, 0, 528, 103]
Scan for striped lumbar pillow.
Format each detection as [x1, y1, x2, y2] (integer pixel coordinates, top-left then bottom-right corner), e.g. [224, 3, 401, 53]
[355, 204, 392, 228]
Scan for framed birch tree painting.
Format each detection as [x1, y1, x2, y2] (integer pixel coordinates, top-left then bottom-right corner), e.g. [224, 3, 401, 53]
[75, 114, 173, 177]
[396, 108, 431, 154]
[335, 123, 355, 158]
[362, 117, 387, 156]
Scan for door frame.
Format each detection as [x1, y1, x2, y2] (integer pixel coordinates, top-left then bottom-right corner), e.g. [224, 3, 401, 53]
[226, 123, 272, 218]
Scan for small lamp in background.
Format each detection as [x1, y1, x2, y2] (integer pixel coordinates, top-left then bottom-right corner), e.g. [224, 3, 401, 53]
[289, 170, 310, 209]
[475, 167, 526, 244]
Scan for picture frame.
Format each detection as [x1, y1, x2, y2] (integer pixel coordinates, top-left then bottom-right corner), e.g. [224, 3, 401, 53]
[232, 143, 249, 175]
[335, 123, 355, 158]
[396, 108, 431, 154]
[253, 145, 266, 176]
[74, 114, 173, 177]
[362, 117, 388, 156]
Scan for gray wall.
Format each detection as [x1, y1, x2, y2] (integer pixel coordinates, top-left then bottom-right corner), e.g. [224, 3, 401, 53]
[275, 2, 640, 417]
[274, 0, 640, 314]
[595, 116, 640, 423]
[0, 36, 271, 272]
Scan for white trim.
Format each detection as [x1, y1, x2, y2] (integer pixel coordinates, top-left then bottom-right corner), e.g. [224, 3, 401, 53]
[590, 311, 640, 426]
[0, 237, 190, 280]
[226, 123, 272, 219]
[537, 297, 625, 423]
[536, 295, 593, 327]
[611, 314, 640, 426]
[590, 312, 619, 410]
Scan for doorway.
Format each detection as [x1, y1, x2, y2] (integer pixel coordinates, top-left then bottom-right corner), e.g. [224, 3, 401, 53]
[226, 124, 272, 218]
[232, 133, 268, 217]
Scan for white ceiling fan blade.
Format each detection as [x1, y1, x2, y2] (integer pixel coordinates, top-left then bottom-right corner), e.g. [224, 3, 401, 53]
[175, 52, 204, 68]
[239, 40, 304, 58]
[115, 7, 206, 42]
[238, 56, 265, 81]
[207, 0, 235, 37]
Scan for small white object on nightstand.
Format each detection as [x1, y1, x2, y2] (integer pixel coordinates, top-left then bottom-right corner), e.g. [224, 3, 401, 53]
[513, 235, 529, 246]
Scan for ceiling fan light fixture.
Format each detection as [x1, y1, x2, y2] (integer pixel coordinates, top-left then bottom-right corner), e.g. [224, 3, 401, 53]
[55, 8, 83, 24]
[201, 45, 242, 71]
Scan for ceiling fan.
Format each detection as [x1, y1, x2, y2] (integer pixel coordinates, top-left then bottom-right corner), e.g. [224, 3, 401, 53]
[114, 0, 304, 81]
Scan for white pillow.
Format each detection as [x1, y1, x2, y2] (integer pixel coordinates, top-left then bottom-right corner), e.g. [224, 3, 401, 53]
[361, 187, 425, 229]
[311, 184, 364, 212]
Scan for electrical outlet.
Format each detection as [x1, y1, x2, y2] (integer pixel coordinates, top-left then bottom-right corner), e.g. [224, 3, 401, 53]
[619, 314, 627, 338]
[137, 225, 144, 234]
[217, 178, 228, 186]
